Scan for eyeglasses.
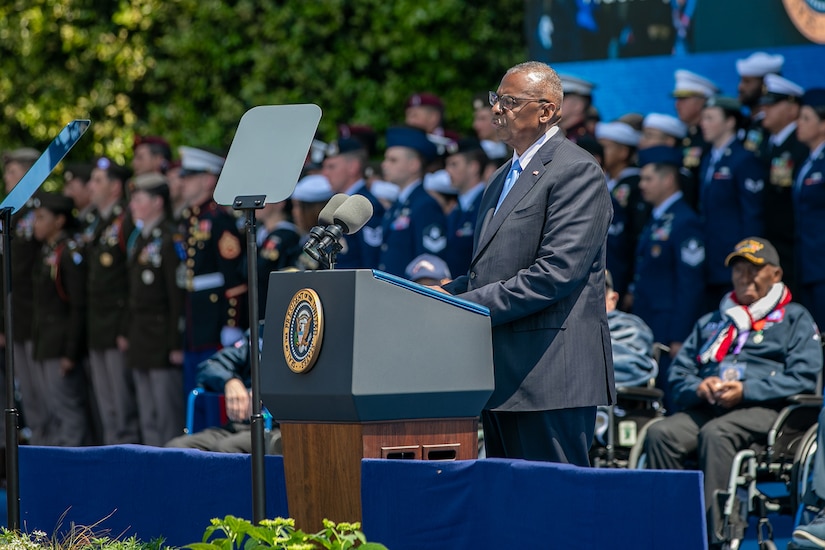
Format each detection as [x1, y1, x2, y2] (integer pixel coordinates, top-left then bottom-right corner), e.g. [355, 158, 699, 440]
[489, 91, 550, 112]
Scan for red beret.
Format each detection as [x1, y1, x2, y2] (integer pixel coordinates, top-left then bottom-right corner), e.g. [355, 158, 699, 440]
[405, 93, 444, 111]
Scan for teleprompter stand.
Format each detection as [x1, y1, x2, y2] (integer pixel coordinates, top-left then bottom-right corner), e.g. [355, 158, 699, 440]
[215, 104, 322, 523]
[0, 119, 90, 529]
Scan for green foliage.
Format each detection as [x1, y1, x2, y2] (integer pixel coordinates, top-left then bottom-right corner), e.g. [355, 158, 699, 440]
[187, 516, 387, 550]
[0, 0, 524, 163]
[0, 526, 168, 550]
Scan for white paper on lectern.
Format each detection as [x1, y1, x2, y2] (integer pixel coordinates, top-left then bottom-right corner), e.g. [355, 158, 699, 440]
[214, 104, 323, 206]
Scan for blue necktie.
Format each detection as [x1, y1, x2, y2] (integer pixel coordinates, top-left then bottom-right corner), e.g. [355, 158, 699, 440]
[495, 159, 522, 213]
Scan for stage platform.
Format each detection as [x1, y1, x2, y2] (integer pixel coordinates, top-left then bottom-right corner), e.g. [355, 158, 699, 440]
[5, 445, 796, 548]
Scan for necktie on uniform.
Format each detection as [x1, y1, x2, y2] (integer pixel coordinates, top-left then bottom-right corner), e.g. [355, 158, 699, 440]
[494, 159, 523, 214]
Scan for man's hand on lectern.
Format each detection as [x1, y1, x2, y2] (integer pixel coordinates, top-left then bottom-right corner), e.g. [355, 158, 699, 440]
[426, 283, 451, 294]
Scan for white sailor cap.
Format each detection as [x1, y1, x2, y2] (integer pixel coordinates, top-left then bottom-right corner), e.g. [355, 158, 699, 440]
[595, 121, 641, 147]
[560, 74, 595, 96]
[370, 180, 400, 203]
[291, 174, 333, 203]
[179, 146, 225, 176]
[642, 113, 688, 139]
[760, 74, 804, 105]
[423, 169, 458, 196]
[672, 70, 719, 98]
[735, 52, 785, 78]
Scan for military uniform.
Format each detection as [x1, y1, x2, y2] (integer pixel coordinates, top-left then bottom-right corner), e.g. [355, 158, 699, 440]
[333, 182, 384, 270]
[182, 199, 247, 394]
[445, 184, 484, 278]
[758, 126, 808, 293]
[2, 195, 48, 443]
[378, 181, 447, 277]
[699, 139, 767, 297]
[793, 143, 825, 329]
[83, 201, 140, 444]
[680, 126, 708, 211]
[633, 193, 705, 362]
[256, 220, 301, 314]
[32, 230, 91, 446]
[608, 168, 649, 297]
[127, 217, 186, 446]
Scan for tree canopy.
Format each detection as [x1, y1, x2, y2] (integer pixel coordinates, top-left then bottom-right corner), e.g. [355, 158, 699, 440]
[0, 0, 525, 165]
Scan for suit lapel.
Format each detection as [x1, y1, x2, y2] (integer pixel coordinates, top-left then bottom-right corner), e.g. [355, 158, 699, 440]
[473, 131, 564, 262]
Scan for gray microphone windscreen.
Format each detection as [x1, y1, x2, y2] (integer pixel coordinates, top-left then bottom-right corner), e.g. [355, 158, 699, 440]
[333, 194, 374, 234]
[317, 193, 349, 225]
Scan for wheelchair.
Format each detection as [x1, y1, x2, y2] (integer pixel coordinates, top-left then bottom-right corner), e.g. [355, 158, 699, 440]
[590, 343, 667, 468]
[629, 394, 822, 550]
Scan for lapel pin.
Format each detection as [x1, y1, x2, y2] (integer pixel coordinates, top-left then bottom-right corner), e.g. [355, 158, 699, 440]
[532, 170, 539, 176]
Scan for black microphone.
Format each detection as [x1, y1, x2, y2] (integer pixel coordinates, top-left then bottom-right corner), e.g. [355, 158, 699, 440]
[303, 195, 374, 263]
[303, 193, 349, 252]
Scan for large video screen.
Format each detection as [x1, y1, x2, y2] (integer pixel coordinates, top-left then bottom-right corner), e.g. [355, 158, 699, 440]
[526, 0, 821, 62]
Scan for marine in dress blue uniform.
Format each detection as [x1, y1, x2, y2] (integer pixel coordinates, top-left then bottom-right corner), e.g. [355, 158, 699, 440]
[178, 146, 247, 395]
[378, 126, 447, 277]
[321, 138, 384, 269]
[698, 96, 767, 307]
[793, 89, 825, 331]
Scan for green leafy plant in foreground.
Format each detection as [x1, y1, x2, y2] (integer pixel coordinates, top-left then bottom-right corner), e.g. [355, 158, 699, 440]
[186, 516, 388, 550]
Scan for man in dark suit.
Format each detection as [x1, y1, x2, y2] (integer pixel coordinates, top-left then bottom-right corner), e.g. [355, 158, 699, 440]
[440, 61, 615, 466]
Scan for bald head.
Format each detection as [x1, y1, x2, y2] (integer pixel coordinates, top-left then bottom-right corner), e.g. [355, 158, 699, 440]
[504, 62, 564, 112]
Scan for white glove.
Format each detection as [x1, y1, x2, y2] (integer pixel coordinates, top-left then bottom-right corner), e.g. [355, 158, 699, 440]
[220, 326, 244, 347]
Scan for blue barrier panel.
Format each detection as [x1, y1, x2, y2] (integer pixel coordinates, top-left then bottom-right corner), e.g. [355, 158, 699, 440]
[19, 445, 288, 547]
[362, 458, 707, 550]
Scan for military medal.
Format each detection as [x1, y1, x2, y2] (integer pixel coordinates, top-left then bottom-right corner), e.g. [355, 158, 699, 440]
[753, 332, 764, 344]
[141, 269, 155, 285]
[100, 252, 113, 267]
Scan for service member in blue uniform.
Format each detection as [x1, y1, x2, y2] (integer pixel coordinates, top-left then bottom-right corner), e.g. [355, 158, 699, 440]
[673, 70, 719, 211]
[630, 146, 705, 398]
[756, 74, 808, 294]
[321, 137, 384, 269]
[793, 88, 825, 331]
[254, 199, 300, 313]
[443, 138, 487, 278]
[178, 146, 247, 396]
[596, 121, 646, 299]
[644, 237, 821, 546]
[378, 126, 447, 277]
[698, 96, 767, 310]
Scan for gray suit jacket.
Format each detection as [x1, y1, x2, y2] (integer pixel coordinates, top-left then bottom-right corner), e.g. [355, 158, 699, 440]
[444, 130, 616, 411]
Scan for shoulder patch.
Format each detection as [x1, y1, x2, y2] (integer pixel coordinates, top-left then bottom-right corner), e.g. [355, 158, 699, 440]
[422, 224, 446, 253]
[680, 238, 705, 267]
[744, 178, 764, 193]
[362, 225, 383, 247]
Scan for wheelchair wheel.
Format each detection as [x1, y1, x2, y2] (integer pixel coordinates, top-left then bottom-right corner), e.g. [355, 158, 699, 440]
[790, 422, 818, 515]
[627, 416, 664, 469]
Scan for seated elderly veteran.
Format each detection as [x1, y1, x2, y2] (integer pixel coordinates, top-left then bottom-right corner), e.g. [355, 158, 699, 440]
[605, 269, 658, 388]
[644, 236, 822, 546]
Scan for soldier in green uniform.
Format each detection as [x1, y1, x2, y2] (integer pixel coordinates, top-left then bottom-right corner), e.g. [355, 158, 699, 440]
[31, 193, 91, 446]
[125, 173, 186, 446]
[84, 157, 140, 444]
[1, 148, 47, 445]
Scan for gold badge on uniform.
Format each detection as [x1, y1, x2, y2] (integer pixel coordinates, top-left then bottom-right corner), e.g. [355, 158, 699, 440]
[218, 230, 241, 260]
[283, 288, 324, 374]
[99, 252, 114, 267]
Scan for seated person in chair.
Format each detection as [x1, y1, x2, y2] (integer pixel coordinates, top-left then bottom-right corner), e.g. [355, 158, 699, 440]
[605, 269, 658, 388]
[791, 407, 825, 549]
[643, 237, 822, 546]
[165, 321, 282, 454]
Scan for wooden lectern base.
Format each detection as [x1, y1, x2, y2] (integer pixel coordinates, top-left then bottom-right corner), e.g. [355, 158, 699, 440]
[281, 418, 478, 530]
